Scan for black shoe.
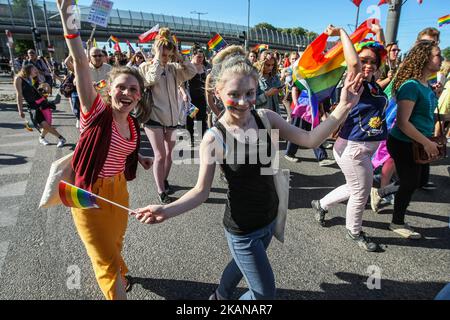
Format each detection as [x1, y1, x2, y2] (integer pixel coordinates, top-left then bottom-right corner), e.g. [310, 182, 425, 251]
[124, 275, 133, 293]
[311, 200, 327, 227]
[159, 192, 172, 204]
[164, 180, 173, 195]
[346, 231, 379, 252]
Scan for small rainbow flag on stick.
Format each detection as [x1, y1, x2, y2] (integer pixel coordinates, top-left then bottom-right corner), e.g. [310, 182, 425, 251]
[110, 35, 120, 44]
[59, 181, 98, 209]
[59, 181, 138, 215]
[208, 33, 227, 52]
[438, 14, 450, 27]
[253, 44, 269, 52]
[181, 49, 191, 55]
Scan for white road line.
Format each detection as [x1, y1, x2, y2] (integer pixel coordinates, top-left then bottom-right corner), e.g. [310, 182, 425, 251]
[0, 241, 9, 277]
[0, 163, 33, 175]
[0, 140, 36, 148]
[0, 181, 28, 198]
[0, 206, 20, 227]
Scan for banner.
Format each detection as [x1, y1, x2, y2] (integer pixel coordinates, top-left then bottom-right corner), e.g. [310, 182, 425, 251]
[87, 0, 114, 28]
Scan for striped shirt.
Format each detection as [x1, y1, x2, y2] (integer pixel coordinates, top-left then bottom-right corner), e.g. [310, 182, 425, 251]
[80, 95, 138, 178]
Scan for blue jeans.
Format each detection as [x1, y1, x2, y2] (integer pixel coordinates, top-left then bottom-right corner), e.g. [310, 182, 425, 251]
[71, 91, 80, 120]
[217, 220, 276, 300]
[286, 118, 327, 161]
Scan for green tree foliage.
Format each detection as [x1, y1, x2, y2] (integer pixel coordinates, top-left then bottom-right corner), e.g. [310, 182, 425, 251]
[254, 22, 318, 40]
[253, 22, 277, 31]
[443, 47, 450, 61]
[14, 40, 35, 55]
[11, 0, 44, 20]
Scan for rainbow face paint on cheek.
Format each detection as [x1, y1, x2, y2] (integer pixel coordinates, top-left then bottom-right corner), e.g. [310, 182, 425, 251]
[225, 99, 239, 108]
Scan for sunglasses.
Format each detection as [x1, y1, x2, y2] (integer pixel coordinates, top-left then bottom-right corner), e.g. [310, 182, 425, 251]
[91, 55, 103, 58]
[391, 49, 401, 52]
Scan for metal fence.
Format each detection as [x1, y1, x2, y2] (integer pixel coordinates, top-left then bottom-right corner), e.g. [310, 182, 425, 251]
[0, 0, 310, 48]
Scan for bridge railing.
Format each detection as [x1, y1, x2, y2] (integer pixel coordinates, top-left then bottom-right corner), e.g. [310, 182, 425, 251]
[0, 0, 310, 49]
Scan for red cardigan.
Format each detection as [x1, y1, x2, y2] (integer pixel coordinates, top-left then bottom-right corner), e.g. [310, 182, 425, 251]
[72, 100, 141, 191]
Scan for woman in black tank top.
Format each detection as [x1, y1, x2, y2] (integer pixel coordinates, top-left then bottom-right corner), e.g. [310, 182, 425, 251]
[136, 45, 364, 300]
[14, 64, 66, 147]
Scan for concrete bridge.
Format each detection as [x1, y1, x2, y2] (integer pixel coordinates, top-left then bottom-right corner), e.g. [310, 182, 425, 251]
[0, 0, 311, 61]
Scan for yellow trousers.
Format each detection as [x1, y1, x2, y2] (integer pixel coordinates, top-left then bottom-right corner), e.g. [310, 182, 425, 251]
[71, 173, 129, 300]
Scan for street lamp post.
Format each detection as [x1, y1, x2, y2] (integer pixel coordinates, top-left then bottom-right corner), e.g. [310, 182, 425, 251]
[190, 11, 208, 30]
[246, 0, 250, 51]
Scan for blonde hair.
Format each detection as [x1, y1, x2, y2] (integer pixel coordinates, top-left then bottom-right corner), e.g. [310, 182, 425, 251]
[253, 54, 278, 78]
[152, 28, 176, 54]
[440, 60, 450, 78]
[207, 45, 259, 93]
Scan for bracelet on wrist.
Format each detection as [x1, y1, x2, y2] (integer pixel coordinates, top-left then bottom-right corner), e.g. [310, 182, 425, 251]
[64, 33, 80, 40]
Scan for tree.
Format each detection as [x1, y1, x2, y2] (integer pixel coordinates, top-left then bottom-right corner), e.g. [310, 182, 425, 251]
[253, 22, 277, 31]
[443, 47, 450, 61]
[14, 40, 35, 55]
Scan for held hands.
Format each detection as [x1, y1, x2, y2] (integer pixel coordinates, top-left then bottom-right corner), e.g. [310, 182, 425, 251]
[325, 25, 342, 37]
[370, 23, 382, 35]
[134, 205, 167, 224]
[339, 72, 364, 110]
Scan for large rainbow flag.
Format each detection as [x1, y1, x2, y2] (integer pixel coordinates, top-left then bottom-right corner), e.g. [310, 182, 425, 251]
[208, 33, 227, 52]
[293, 19, 377, 104]
[59, 181, 98, 209]
[438, 14, 450, 27]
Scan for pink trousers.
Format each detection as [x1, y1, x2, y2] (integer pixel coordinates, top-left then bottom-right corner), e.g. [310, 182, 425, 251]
[319, 138, 380, 234]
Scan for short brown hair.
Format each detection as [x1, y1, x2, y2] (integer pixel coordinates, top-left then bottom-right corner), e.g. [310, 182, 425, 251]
[417, 27, 440, 42]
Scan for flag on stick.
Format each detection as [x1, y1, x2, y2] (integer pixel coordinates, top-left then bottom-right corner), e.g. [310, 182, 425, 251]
[59, 181, 138, 215]
[138, 24, 160, 43]
[207, 33, 227, 52]
[438, 14, 450, 27]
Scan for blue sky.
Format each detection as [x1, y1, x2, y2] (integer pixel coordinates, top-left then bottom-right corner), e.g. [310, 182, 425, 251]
[77, 0, 449, 51]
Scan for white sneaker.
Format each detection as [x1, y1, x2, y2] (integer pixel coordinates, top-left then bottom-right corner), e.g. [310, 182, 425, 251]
[56, 137, 66, 148]
[284, 155, 300, 162]
[75, 119, 80, 128]
[389, 223, 421, 239]
[319, 159, 336, 167]
[370, 187, 382, 213]
[39, 136, 50, 146]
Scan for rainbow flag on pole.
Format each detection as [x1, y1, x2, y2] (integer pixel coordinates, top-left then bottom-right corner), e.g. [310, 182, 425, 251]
[181, 49, 191, 55]
[59, 181, 98, 209]
[208, 33, 227, 52]
[292, 19, 375, 127]
[110, 35, 120, 44]
[438, 14, 450, 27]
[253, 44, 269, 52]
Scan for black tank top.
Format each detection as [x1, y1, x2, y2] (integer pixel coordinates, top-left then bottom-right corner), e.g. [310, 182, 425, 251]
[215, 110, 279, 235]
[21, 78, 49, 110]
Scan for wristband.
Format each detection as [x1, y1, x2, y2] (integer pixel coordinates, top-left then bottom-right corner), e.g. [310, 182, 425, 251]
[64, 33, 80, 40]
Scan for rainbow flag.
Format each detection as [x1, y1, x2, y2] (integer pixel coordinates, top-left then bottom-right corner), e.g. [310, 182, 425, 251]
[59, 181, 98, 209]
[293, 19, 376, 104]
[253, 44, 269, 52]
[208, 33, 227, 52]
[125, 40, 135, 54]
[110, 35, 119, 44]
[187, 103, 199, 118]
[181, 49, 191, 55]
[438, 14, 450, 27]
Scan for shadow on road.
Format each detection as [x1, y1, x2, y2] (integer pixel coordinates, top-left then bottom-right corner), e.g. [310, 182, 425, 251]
[131, 272, 446, 299]
[0, 153, 28, 165]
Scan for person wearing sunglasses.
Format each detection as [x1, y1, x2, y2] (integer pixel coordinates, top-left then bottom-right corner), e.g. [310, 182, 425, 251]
[311, 24, 388, 252]
[89, 48, 112, 90]
[377, 42, 401, 90]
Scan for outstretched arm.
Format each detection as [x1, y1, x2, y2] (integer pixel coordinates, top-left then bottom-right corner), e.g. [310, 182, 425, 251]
[325, 25, 361, 75]
[135, 132, 218, 224]
[270, 72, 364, 148]
[57, 0, 96, 114]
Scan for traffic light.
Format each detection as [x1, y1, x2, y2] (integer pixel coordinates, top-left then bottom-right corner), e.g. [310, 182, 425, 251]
[31, 27, 42, 43]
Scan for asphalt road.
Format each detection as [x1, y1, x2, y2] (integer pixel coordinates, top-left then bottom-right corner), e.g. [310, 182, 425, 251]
[0, 80, 448, 300]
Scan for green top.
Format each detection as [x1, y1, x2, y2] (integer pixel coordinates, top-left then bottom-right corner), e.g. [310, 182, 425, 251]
[390, 79, 437, 142]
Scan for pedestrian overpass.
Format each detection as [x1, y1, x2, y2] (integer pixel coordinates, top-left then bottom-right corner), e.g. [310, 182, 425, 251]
[0, 0, 311, 60]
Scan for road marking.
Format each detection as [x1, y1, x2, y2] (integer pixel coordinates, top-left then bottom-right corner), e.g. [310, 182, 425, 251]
[2, 133, 36, 138]
[0, 206, 20, 227]
[0, 140, 36, 148]
[0, 241, 9, 277]
[0, 181, 28, 198]
[0, 163, 33, 175]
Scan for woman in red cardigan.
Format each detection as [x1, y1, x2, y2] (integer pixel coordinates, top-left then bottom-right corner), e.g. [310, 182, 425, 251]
[57, 0, 152, 300]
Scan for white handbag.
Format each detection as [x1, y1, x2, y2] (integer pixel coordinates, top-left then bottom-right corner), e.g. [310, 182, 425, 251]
[256, 109, 290, 243]
[39, 152, 74, 208]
